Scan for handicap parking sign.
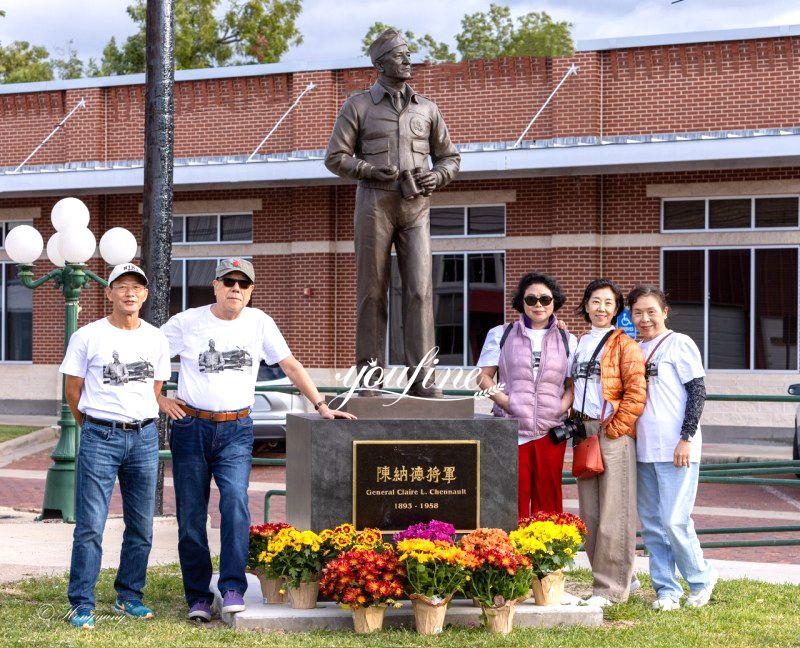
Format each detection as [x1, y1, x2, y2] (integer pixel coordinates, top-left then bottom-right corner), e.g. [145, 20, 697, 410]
[618, 307, 637, 339]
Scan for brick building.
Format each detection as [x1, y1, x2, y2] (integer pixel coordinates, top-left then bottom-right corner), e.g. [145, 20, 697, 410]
[0, 25, 798, 430]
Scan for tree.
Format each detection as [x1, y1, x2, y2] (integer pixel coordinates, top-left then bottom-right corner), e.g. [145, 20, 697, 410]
[455, 3, 573, 60]
[361, 21, 455, 64]
[97, 0, 303, 75]
[52, 41, 87, 80]
[0, 41, 53, 84]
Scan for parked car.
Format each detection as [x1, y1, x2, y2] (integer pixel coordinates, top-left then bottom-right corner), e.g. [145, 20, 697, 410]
[789, 384, 800, 471]
[252, 362, 311, 451]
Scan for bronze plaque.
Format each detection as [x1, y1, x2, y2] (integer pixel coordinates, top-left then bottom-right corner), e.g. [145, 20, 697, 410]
[352, 440, 480, 533]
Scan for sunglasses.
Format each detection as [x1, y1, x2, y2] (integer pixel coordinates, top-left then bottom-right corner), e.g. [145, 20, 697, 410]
[221, 277, 253, 289]
[524, 295, 553, 307]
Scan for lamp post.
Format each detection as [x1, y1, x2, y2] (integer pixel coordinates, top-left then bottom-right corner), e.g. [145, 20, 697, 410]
[4, 197, 138, 522]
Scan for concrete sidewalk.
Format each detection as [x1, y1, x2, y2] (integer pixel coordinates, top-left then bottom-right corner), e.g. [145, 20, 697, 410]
[0, 507, 220, 584]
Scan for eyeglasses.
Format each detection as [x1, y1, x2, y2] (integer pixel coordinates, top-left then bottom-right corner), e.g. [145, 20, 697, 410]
[113, 283, 146, 294]
[524, 295, 553, 307]
[221, 277, 253, 289]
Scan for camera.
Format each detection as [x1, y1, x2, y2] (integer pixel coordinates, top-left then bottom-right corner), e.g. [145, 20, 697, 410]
[549, 416, 587, 444]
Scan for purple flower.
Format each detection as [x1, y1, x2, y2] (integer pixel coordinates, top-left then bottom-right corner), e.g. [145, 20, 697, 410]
[393, 520, 456, 544]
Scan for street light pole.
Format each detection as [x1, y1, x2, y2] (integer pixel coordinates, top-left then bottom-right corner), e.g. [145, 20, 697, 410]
[5, 201, 138, 523]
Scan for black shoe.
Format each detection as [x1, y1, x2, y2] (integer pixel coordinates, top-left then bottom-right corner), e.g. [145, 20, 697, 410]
[407, 383, 443, 398]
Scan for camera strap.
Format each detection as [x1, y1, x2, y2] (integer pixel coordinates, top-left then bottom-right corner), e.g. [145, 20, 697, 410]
[577, 329, 615, 417]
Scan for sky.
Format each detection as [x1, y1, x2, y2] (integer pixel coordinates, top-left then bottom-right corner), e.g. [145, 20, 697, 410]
[1, 0, 800, 67]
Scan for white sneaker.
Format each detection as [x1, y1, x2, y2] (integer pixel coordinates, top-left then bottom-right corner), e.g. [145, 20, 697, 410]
[629, 576, 641, 594]
[685, 572, 719, 608]
[652, 597, 680, 611]
[582, 595, 613, 608]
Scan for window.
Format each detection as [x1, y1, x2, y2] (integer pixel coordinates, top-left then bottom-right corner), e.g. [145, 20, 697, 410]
[169, 257, 252, 316]
[1, 263, 32, 361]
[430, 205, 505, 237]
[172, 213, 253, 244]
[662, 197, 799, 231]
[388, 252, 505, 366]
[662, 248, 798, 370]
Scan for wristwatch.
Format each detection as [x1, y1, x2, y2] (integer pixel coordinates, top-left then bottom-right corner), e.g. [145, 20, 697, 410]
[680, 433, 692, 442]
[313, 399, 326, 411]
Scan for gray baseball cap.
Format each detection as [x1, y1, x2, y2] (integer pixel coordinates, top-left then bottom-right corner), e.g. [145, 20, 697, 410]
[215, 258, 255, 283]
[108, 263, 148, 286]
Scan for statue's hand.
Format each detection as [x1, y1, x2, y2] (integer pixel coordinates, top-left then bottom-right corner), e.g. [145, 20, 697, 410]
[415, 170, 438, 194]
[368, 165, 399, 182]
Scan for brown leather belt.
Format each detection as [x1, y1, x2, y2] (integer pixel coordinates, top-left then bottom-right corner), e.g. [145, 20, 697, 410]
[183, 405, 251, 422]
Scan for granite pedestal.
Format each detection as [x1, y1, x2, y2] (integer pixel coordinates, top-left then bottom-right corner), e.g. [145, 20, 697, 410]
[286, 411, 518, 532]
[214, 573, 604, 631]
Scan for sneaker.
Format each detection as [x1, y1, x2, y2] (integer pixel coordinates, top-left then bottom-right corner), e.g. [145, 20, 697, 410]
[629, 576, 641, 594]
[686, 572, 719, 608]
[582, 595, 613, 608]
[113, 599, 154, 619]
[221, 590, 246, 614]
[187, 600, 213, 622]
[652, 597, 680, 611]
[68, 607, 95, 629]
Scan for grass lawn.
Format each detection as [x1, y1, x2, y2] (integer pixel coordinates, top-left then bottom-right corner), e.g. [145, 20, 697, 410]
[0, 425, 40, 444]
[1, 566, 799, 647]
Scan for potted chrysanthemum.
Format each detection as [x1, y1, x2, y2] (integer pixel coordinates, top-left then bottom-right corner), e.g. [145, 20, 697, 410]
[319, 547, 406, 633]
[394, 521, 478, 635]
[248, 522, 292, 604]
[463, 529, 533, 635]
[511, 512, 586, 606]
[262, 527, 327, 608]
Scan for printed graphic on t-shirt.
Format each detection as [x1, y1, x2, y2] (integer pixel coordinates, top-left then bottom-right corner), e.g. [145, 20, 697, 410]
[532, 351, 541, 371]
[198, 339, 253, 373]
[102, 351, 154, 385]
[645, 360, 660, 384]
[573, 360, 601, 382]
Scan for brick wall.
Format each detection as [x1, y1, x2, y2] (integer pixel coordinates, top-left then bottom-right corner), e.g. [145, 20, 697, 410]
[3, 35, 799, 169]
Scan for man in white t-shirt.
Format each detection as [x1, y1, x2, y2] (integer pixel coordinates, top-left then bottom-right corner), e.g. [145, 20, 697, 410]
[59, 263, 172, 630]
[158, 258, 355, 621]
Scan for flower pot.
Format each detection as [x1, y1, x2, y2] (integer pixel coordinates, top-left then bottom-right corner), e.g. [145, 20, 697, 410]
[287, 579, 320, 609]
[410, 593, 452, 635]
[531, 569, 565, 606]
[254, 571, 286, 605]
[482, 600, 519, 635]
[352, 604, 386, 634]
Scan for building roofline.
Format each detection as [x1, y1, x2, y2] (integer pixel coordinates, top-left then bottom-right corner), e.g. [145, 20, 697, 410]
[1, 24, 799, 96]
[576, 24, 800, 52]
[0, 56, 373, 96]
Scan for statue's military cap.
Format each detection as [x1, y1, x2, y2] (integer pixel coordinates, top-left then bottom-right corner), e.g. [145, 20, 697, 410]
[368, 28, 408, 65]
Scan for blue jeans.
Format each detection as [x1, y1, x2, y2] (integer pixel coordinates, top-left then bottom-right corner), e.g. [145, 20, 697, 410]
[637, 461, 716, 601]
[170, 415, 253, 606]
[68, 420, 159, 610]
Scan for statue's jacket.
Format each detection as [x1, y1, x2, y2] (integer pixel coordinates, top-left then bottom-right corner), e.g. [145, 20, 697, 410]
[325, 81, 461, 193]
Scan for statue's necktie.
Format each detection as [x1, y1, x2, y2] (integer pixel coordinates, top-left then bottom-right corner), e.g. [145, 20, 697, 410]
[392, 91, 404, 112]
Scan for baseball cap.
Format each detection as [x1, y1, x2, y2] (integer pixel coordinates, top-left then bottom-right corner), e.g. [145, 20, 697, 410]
[108, 263, 148, 286]
[215, 258, 255, 283]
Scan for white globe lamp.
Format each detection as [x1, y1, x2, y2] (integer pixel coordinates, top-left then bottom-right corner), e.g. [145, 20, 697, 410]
[46, 233, 66, 267]
[51, 197, 90, 233]
[4, 225, 44, 264]
[99, 228, 137, 266]
[58, 227, 96, 264]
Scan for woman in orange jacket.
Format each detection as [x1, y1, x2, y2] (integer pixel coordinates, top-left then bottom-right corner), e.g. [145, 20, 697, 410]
[570, 278, 646, 607]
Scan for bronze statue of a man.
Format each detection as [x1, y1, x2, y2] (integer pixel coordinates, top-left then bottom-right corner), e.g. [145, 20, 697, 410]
[325, 29, 461, 397]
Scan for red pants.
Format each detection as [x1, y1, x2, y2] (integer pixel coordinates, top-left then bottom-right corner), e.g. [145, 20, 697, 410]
[518, 434, 567, 519]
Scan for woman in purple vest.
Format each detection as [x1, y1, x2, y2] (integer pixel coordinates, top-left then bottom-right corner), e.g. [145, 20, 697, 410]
[477, 272, 577, 518]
